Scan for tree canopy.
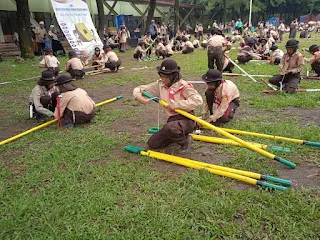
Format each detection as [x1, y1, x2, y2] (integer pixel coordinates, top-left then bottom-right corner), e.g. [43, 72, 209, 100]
[181, 0, 320, 24]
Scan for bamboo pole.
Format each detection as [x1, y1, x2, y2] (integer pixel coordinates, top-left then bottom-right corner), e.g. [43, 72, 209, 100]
[0, 96, 123, 147]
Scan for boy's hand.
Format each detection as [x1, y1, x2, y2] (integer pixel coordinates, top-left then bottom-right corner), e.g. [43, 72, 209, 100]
[135, 93, 150, 104]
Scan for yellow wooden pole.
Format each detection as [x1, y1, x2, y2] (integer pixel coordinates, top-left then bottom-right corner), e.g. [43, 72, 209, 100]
[148, 150, 291, 186]
[190, 134, 268, 150]
[142, 91, 296, 168]
[199, 126, 304, 144]
[140, 150, 287, 190]
[0, 96, 123, 147]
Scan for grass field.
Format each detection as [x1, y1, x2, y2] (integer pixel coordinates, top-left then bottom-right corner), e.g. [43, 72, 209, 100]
[0, 34, 320, 239]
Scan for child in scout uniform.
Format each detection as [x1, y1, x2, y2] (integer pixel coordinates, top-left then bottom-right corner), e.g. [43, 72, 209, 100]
[54, 76, 95, 128]
[101, 45, 122, 71]
[39, 48, 60, 77]
[237, 38, 261, 64]
[258, 38, 270, 60]
[133, 42, 145, 61]
[182, 37, 194, 54]
[29, 71, 59, 119]
[269, 39, 304, 93]
[207, 29, 231, 71]
[66, 51, 85, 79]
[133, 59, 203, 154]
[304, 45, 320, 76]
[269, 45, 284, 65]
[201, 69, 240, 126]
[155, 39, 168, 59]
[85, 47, 103, 67]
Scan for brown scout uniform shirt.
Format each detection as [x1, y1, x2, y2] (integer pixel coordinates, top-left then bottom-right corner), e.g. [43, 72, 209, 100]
[133, 79, 203, 117]
[35, 27, 47, 43]
[85, 53, 103, 65]
[279, 51, 304, 75]
[304, 50, 320, 64]
[29, 85, 59, 117]
[66, 57, 84, 71]
[54, 88, 95, 119]
[202, 80, 240, 122]
[207, 35, 231, 48]
[39, 55, 60, 68]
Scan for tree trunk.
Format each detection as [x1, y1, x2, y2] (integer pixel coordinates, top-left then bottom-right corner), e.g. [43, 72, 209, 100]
[96, 0, 105, 40]
[15, 0, 34, 58]
[222, 0, 227, 23]
[146, 0, 156, 28]
[174, 0, 179, 32]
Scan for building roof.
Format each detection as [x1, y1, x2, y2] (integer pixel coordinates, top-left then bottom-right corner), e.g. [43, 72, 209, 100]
[121, 0, 205, 9]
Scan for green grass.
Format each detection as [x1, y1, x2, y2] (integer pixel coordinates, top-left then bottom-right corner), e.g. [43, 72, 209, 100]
[0, 34, 320, 239]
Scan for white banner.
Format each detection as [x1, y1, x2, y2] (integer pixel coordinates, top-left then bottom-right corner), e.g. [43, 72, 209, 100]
[50, 0, 103, 55]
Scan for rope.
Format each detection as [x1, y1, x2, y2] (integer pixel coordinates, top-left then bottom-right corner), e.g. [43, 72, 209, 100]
[0, 75, 41, 85]
[0, 70, 65, 86]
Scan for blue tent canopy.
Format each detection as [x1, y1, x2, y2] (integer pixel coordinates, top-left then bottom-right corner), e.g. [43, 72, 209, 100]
[115, 14, 137, 30]
[268, 17, 279, 27]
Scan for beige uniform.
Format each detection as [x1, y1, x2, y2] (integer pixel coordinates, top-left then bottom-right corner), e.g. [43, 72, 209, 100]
[29, 85, 59, 117]
[119, 29, 127, 43]
[133, 79, 203, 116]
[270, 49, 284, 64]
[134, 45, 143, 54]
[207, 35, 230, 48]
[85, 53, 102, 65]
[166, 44, 173, 55]
[54, 88, 95, 119]
[202, 80, 240, 122]
[279, 51, 304, 75]
[101, 51, 119, 63]
[304, 51, 320, 64]
[40, 55, 60, 68]
[156, 43, 166, 51]
[35, 27, 47, 43]
[66, 57, 84, 71]
[185, 41, 194, 49]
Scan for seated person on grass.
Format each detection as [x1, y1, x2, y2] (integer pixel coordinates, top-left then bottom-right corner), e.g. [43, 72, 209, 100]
[201, 69, 240, 126]
[29, 71, 59, 119]
[133, 59, 203, 154]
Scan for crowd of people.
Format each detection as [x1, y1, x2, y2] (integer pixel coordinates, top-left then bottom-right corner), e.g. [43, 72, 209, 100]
[25, 17, 320, 153]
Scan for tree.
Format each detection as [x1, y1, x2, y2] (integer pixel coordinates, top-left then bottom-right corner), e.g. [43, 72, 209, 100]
[15, 0, 34, 58]
[96, 0, 106, 40]
[146, 0, 156, 29]
[174, 0, 179, 32]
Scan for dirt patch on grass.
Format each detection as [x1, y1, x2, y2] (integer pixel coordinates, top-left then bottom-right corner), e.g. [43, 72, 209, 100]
[278, 164, 320, 188]
[282, 107, 320, 126]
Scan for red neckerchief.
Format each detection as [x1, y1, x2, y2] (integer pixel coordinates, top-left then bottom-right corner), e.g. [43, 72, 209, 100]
[165, 81, 193, 113]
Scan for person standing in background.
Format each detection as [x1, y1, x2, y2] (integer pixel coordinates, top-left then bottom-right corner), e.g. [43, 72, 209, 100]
[35, 21, 47, 56]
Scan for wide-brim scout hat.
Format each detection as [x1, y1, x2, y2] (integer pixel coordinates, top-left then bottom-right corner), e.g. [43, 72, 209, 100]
[202, 69, 222, 83]
[40, 71, 56, 81]
[56, 75, 72, 85]
[157, 59, 181, 75]
[270, 44, 278, 51]
[43, 47, 53, 52]
[68, 50, 76, 58]
[247, 38, 255, 44]
[259, 38, 267, 43]
[309, 44, 319, 52]
[285, 39, 299, 48]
